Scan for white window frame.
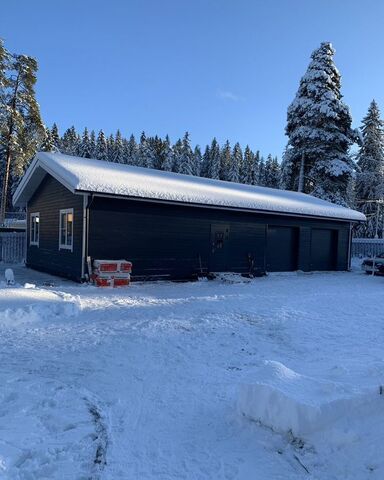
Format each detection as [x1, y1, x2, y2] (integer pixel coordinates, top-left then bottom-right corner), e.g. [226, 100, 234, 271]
[59, 208, 74, 251]
[30, 212, 40, 246]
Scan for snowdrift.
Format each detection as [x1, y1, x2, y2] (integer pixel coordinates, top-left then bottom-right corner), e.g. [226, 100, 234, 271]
[238, 361, 376, 437]
[0, 287, 79, 325]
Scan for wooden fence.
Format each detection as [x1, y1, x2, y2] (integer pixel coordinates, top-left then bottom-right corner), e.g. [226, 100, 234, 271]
[0, 232, 26, 263]
[352, 238, 384, 258]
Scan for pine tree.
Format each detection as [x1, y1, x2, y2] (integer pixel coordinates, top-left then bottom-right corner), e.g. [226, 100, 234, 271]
[228, 143, 242, 183]
[220, 140, 231, 181]
[258, 157, 266, 186]
[144, 136, 157, 169]
[193, 145, 202, 176]
[125, 134, 138, 165]
[251, 150, 260, 185]
[40, 127, 55, 152]
[89, 130, 96, 158]
[95, 130, 108, 160]
[355, 100, 384, 237]
[264, 154, 281, 189]
[152, 135, 164, 170]
[172, 138, 183, 173]
[161, 135, 174, 171]
[136, 132, 156, 168]
[79, 127, 92, 158]
[242, 145, 254, 184]
[207, 138, 220, 179]
[200, 145, 210, 178]
[177, 132, 195, 175]
[51, 123, 61, 151]
[113, 130, 124, 163]
[0, 51, 44, 221]
[107, 134, 115, 161]
[0, 39, 8, 90]
[61, 126, 79, 155]
[282, 42, 356, 205]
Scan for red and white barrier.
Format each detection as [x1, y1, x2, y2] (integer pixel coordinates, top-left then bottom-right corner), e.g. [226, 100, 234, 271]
[92, 259, 132, 287]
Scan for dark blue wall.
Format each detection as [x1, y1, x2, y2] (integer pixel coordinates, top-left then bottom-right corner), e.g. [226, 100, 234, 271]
[88, 196, 350, 279]
[26, 175, 351, 281]
[26, 175, 84, 280]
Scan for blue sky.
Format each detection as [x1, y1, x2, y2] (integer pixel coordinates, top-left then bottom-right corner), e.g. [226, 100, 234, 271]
[2, 0, 384, 157]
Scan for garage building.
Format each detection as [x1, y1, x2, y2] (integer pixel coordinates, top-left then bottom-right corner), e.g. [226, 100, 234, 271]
[13, 152, 365, 281]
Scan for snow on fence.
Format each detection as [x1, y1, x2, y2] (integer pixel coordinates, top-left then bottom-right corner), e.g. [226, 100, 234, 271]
[0, 232, 26, 263]
[352, 238, 384, 258]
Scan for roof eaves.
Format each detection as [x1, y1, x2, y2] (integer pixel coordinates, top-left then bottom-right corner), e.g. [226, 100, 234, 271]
[13, 153, 76, 206]
[76, 189, 363, 223]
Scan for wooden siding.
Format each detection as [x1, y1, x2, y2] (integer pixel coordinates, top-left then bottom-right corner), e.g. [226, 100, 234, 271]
[88, 196, 351, 280]
[26, 175, 84, 280]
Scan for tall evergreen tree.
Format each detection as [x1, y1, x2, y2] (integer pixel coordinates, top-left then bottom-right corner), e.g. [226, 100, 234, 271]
[152, 135, 164, 169]
[95, 129, 108, 160]
[355, 100, 384, 237]
[61, 126, 79, 155]
[228, 143, 242, 183]
[51, 123, 60, 151]
[79, 127, 92, 158]
[177, 132, 195, 175]
[258, 157, 266, 186]
[113, 130, 124, 163]
[242, 145, 254, 184]
[161, 135, 174, 171]
[125, 134, 138, 165]
[172, 138, 183, 173]
[143, 136, 157, 169]
[107, 134, 115, 161]
[0, 51, 44, 221]
[137, 132, 155, 168]
[200, 145, 210, 178]
[193, 145, 202, 176]
[251, 151, 261, 185]
[0, 39, 8, 91]
[220, 140, 231, 181]
[264, 154, 281, 188]
[206, 138, 220, 179]
[89, 130, 96, 158]
[282, 42, 356, 205]
[40, 127, 55, 152]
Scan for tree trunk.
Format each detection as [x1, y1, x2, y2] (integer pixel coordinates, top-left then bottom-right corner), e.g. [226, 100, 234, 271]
[0, 148, 12, 224]
[297, 153, 305, 193]
[0, 70, 20, 225]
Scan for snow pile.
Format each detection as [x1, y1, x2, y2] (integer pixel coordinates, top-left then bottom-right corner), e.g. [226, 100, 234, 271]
[14, 152, 365, 221]
[0, 287, 79, 325]
[238, 361, 375, 437]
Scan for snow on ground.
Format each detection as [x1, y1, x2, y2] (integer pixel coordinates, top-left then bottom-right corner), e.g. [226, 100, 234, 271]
[0, 264, 383, 479]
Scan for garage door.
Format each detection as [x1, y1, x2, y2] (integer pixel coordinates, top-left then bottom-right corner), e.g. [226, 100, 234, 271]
[310, 229, 337, 271]
[266, 226, 298, 272]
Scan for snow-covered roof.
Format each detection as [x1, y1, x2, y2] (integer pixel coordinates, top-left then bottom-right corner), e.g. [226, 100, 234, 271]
[13, 152, 365, 222]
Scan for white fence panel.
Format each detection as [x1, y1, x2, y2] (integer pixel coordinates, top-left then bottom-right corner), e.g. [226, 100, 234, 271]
[352, 238, 384, 258]
[0, 232, 26, 263]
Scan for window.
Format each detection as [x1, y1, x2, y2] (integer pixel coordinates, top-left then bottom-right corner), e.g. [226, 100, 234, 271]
[30, 213, 40, 246]
[59, 208, 74, 250]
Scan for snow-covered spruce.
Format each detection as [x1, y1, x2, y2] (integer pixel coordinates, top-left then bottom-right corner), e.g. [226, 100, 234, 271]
[281, 42, 357, 206]
[355, 100, 384, 237]
[177, 132, 195, 176]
